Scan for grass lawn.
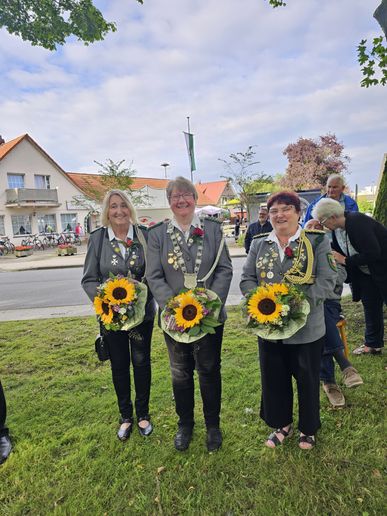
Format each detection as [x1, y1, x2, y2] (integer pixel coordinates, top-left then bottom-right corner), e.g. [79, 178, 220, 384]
[0, 298, 386, 515]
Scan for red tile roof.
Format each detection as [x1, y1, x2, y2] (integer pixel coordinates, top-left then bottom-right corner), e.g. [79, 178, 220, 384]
[66, 173, 170, 193]
[195, 180, 229, 205]
[0, 134, 27, 161]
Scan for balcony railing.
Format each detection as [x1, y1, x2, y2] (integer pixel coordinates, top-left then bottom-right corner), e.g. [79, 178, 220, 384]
[6, 188, 59, 206]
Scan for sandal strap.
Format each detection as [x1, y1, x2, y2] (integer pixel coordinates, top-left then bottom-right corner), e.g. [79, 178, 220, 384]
[267, 425, 293, 446]
[299, 435, 315, 445]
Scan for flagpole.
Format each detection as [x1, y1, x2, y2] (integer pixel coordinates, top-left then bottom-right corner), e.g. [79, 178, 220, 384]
[187, 116, 193, 182]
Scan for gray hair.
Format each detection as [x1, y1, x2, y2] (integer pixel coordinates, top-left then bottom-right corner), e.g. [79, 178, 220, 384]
[327, 173, 345, 186]
[100, 189, 138, 227]
[166, 176, 198, 201]
[311, 198, 344, 221]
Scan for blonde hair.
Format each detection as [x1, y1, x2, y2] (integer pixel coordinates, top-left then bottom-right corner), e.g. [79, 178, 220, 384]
[100, 189, 138, 227]
[166, 176, 198, 201]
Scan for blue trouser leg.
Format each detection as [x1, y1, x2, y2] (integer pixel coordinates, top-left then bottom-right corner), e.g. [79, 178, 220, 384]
[320, 300, 343, 383]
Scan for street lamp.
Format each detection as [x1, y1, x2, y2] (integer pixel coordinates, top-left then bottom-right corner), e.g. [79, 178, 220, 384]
[161, 162, 170, 178]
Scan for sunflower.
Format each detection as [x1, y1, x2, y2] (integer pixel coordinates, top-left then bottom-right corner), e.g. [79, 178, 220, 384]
[174, 292, 204, 329]
[94, 296, 114, 324]
[271, 283, 289, 295]
[248, 287, 282, 324]
[104, 278, 136, 305]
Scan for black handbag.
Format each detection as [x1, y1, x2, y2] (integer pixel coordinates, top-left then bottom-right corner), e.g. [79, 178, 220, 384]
[95, 334, 110, 361]
[94, 229, 110, 362]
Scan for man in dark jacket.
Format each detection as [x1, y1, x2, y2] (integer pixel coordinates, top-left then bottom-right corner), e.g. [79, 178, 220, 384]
[0, 381, 12, 464]
[303, 174, 358, 226]
[244, 206, 272, 253]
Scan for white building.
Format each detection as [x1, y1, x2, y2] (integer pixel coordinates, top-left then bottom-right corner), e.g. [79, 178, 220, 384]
[0, 134, 89, 242]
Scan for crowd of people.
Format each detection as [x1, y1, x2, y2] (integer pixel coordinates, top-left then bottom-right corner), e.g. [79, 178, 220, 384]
[1, 174, 386, 463]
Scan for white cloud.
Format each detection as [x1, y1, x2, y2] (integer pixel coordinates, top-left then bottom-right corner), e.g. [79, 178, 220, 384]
[0, 0, 385, 189]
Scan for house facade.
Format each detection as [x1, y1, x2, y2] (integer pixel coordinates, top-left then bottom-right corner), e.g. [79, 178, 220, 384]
[0, 135, 89, 242]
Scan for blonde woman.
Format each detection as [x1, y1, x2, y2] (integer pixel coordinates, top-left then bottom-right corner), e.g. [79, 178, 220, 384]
[82, 190, 156, 441]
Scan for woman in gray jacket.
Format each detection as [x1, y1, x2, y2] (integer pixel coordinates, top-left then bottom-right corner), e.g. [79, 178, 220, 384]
[146, 177, 232, 452]
[240, 191, 337, 450]
[82, 190, 156, 441]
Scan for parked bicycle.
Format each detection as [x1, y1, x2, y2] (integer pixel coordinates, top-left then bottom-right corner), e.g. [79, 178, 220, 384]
[0, 236, 16, 255]
[21, 234, 45, 251]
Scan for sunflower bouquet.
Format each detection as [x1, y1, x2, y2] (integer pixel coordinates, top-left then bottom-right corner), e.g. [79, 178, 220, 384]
[161, 288, 222, 343]
[241, 282, 310, 340]
[94, 274, 148, 331]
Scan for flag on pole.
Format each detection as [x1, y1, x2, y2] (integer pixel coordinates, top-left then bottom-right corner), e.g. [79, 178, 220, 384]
[183, 131, 196, 172]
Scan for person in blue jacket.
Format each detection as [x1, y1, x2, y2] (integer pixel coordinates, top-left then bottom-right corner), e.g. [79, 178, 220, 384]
[303, 174, 358, 226]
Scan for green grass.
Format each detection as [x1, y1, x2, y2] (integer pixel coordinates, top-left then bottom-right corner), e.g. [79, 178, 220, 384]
[0, 299, 386, 515]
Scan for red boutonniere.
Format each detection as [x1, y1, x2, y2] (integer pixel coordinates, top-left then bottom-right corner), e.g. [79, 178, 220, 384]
[126, 238, 134, 248]
[284, 246, 294, 258]
[193, 228, 204, 238]
[190, 227, 205, 245]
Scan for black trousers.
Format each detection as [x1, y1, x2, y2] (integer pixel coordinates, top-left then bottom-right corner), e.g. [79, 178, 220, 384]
[164, 325, 224, 429]
[103, 320, 154, 421]
[0, 380, 8, 436]
[258, 336, 324, 436]
[357, 272, 386, 348]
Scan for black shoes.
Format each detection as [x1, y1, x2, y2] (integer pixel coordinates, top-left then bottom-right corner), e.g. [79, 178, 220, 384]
[0, 434, 12, 464]
[138, 416, 153, 437]
[117, 418, 133, 441]
[206, 427, 222, 452]
[174, 426, 193, 451]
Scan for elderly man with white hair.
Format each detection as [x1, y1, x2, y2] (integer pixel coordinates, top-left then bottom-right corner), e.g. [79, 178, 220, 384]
[303, 174, 358, 226]
[311, 198, 387, 356]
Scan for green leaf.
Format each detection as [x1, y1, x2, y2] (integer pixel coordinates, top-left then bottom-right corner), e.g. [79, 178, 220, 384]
[188, 326, 201, 336]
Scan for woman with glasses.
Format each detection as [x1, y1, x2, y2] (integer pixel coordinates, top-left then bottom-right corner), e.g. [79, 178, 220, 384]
[240, 191, 337, 449]
[311, 198, 387, 356]
[146, 177, 232, 452]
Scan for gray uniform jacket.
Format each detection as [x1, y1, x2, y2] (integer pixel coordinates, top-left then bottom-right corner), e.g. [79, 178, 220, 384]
[81, 225, 156, 321]
[240, 230, 337, 344]
[146, 218, 233, 323]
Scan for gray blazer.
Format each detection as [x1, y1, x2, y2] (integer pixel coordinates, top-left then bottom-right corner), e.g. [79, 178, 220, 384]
[146, 218, 233, 322]
[81, 225, 156, 321]
[240, 230, 337, 344]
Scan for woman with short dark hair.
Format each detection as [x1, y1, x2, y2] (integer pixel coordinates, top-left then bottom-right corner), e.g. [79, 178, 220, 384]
[240, 191, 337, 449]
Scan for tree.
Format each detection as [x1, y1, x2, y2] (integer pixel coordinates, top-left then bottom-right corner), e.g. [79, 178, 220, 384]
[0, 0, 143, 51]
[373, 161, 387, 225]
[281, 134, 350, 190]
[269, 0, 387, 87]
[73, 158, 150, 210]
[219, 146, 273, 219]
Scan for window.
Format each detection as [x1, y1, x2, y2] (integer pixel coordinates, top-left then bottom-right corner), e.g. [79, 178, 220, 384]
[38, 214, 57, 233]
[35, 175, 51, 189]
[11, 215, 32, 236]
[0, 216, 5, 235]
[7, 174, 25, 189]
[60, 214, 77, 232]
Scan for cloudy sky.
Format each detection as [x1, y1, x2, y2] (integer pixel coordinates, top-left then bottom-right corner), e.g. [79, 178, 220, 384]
[1, 0, 386, 189]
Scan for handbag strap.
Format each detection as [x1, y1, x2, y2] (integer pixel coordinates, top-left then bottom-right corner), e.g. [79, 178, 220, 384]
[198, 235, 225, 283]
[134, 224, 147, 282]
[96, 227, 105, 282]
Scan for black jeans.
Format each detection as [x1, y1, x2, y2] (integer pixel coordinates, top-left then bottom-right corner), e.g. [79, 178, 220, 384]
[164, 325, 224, 429]
[357, 272, 386, 348]
[0, 380, 9, 437]
[103, 320, 154, 420]
[258, 336, 324, 436]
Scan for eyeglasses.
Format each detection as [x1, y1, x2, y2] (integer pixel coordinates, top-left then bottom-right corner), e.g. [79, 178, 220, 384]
[268, 206, 294, 216]
[169, 193, 194, 202]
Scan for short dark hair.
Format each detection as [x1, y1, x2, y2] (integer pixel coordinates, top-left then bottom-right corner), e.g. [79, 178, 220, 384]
[267, 191, 301, 212]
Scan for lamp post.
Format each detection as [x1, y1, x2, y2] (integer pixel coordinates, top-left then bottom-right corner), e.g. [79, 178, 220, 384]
[161, 162, 170, 178]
